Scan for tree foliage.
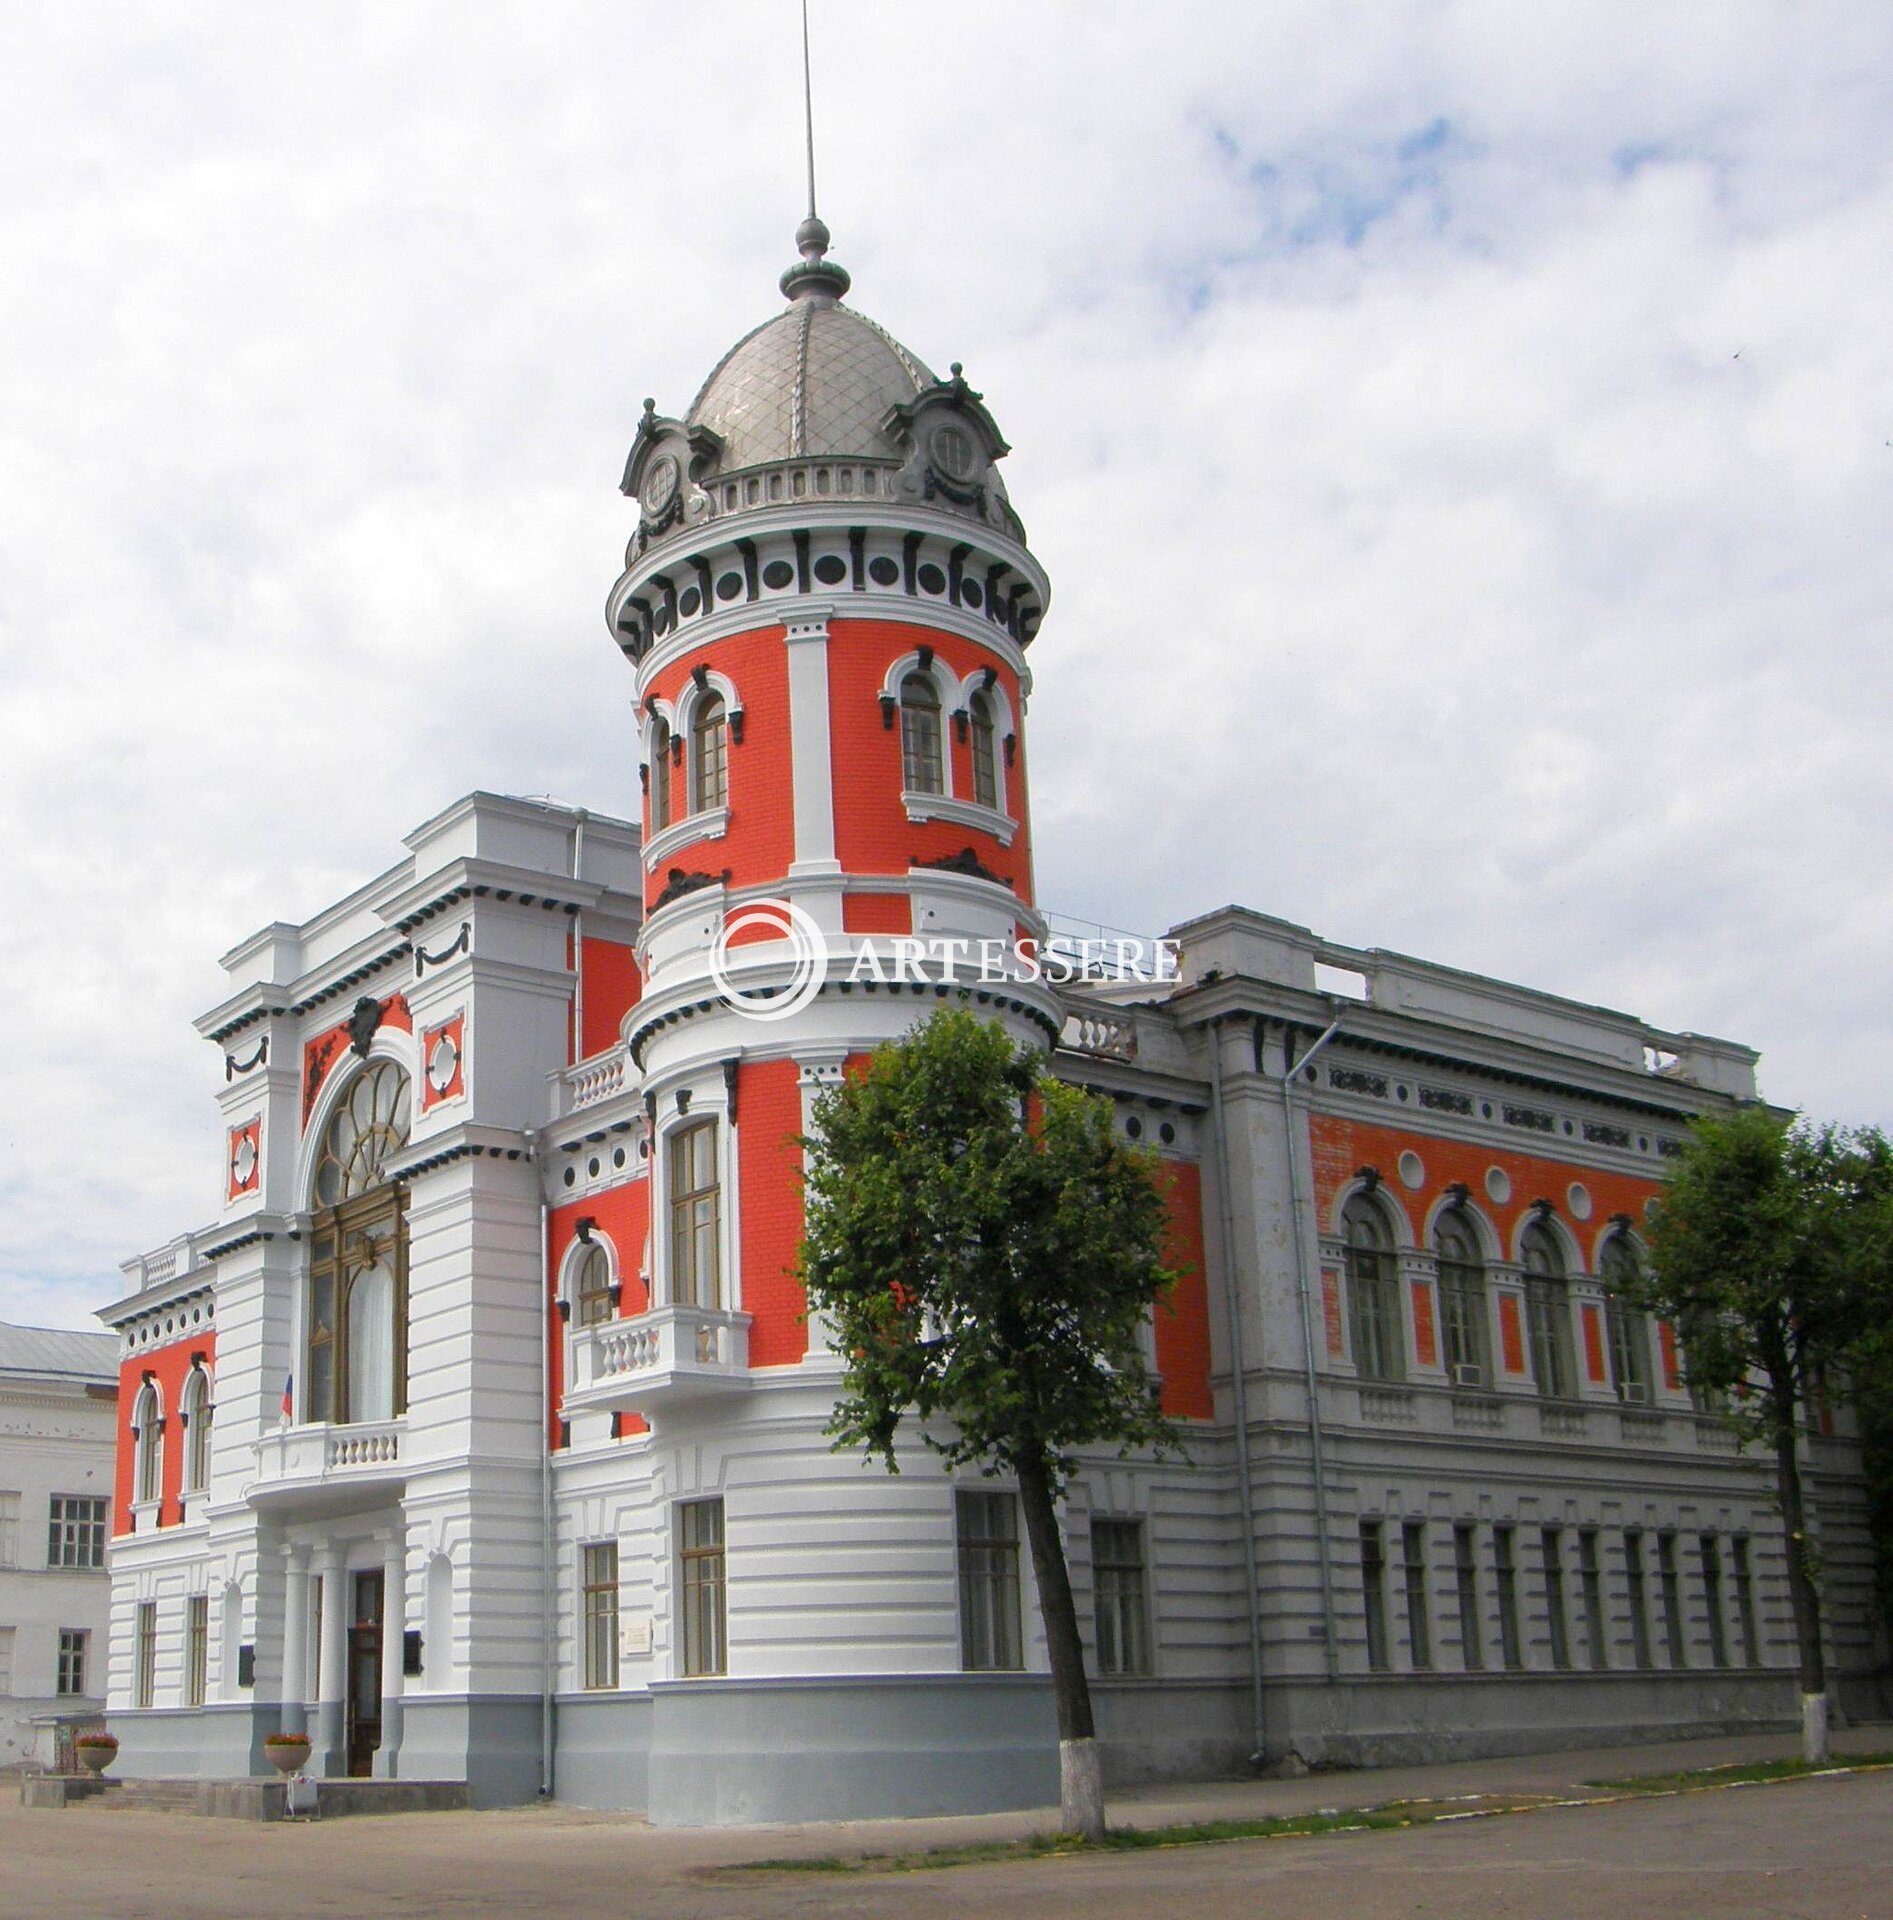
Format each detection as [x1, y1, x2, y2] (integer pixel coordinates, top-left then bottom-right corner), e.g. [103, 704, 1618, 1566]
[1636, 1106, 1893, 1755]
[800, 1006, 1182, 1488]
[798, 1006, 1184, 1838]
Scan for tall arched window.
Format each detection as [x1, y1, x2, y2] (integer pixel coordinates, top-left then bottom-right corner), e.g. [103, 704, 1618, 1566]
[307, 1060, 412, 1425]
[572, 1242, 614, 1327]
[181, 1365, 213, 1496]
[1343, 1194, 1403, 1383]
[650, 716, 674, 831]
[1521, 1220, 1574, 1399]
[668, 1121, 720, 1310]
[969, 687, 999, 811]
[1434, 1208, 1489, 1384]
[132, 1379, 163, 1507]
[1601, 1233, 1652, 1402]
[690, 694, 728, 813]
[900, 671, 944, 794]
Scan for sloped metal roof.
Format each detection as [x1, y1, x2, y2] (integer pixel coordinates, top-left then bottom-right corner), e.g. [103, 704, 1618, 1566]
[0, 1320, 118, 1385]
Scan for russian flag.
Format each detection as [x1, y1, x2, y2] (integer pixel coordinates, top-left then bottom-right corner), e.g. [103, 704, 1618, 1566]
[280, 1373, 294, 1420]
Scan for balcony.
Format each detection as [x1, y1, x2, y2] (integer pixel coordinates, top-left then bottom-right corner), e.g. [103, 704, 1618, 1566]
[247, 1418, 407, 1514]
[564, 1308, 752, 1418]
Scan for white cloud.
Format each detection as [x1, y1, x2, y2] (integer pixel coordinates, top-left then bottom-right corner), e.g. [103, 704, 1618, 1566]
[1, 2, 1889, 1325]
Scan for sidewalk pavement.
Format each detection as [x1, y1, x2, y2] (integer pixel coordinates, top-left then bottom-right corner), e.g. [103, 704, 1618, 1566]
[525, 1720, 1893, 1873]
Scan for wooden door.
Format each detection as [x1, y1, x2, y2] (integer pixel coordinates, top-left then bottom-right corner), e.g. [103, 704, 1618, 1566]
[344, 1570, 384, 1778]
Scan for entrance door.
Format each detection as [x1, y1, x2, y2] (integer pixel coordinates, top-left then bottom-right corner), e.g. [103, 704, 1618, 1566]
[345, 1570, 384, 1778]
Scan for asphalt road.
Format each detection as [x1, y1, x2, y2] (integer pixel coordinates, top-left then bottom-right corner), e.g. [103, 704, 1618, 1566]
[2, 1768, 1886, 1920]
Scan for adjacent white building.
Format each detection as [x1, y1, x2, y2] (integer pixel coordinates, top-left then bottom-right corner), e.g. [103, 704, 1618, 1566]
[0, 1322, 118, 1769]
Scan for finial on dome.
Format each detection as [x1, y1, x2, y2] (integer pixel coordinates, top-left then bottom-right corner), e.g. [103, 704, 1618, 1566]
[782, 2, 851, 301]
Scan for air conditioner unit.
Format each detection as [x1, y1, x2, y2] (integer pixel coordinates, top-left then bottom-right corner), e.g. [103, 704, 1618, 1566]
[1451, 1362, 1484, 1389]
[1619, 1381, 1651, 1405]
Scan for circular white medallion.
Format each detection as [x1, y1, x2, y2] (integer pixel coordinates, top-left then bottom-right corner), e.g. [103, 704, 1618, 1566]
[232, 1133, 257, 1185]
[427, 1032, 460, 1095]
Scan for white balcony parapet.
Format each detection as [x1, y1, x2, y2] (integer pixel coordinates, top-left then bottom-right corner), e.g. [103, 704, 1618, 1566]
[248, 1419, 406, 1509]
[565, 1307, 752, 1417]
[555, 1046, 632, 1120]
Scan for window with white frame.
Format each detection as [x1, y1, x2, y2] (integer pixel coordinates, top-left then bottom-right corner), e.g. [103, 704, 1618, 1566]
[650, 714, 674, 831]
[0, 1626, 13, 1697]
[572, 1241, 615, 1328]
[690, 692, 728, 813]
[678, 1499, 726, 1677]
[957, 1489, 1022, 1670]
[668, 1120, 720, 1309]
[582, 1541, 620, 1689]
[969, 685, 1000, 811]
[1342, 1194, 1404, 1382]
[134, 1602, 157, 1707]
[899, 670, 945, 795]
[1090, 1518, 1150, 1676]
[48, 1495, 107, 1569]
[182, 1366, 213, 1495]
[1434, 1207, 1489, 1384]
[185, 1594, 209, 1707]
[0, 1491, 17, 1567]
[132, 1381, 163, 1506]
[1521, 1220, 1574, 1399]
[1600, 1233, 1652, 1402]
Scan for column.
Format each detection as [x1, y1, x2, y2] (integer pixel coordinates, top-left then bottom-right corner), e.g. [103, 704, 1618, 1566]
[376, 1527, 406, 1778]
[314, 1546, 349, 1777]
[279, 1546, 310, 1736]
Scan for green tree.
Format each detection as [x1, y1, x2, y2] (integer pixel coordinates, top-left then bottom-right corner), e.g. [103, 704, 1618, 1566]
[799, 1007, 1182, 1840]
[1638, 1108, 1890, 1761]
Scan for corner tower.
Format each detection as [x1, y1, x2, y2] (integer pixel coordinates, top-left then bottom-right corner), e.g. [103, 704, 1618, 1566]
[605, 219, 1057, 1066]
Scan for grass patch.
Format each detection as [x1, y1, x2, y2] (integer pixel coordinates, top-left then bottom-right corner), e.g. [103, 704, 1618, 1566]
[1584, 1751, 1893, 1795]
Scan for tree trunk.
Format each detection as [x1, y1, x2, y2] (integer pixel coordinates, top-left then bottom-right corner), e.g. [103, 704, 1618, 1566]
[1770, 1376, 1829, 1764]
[1015, 1452, 1104, 1841]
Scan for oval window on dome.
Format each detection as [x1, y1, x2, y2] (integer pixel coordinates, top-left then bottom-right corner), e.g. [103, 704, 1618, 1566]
[930, 424, 976, 482]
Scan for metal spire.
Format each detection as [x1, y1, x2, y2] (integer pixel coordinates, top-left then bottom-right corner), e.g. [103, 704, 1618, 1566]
[781, 0, 850, 302]
[802, 0, 818, 223]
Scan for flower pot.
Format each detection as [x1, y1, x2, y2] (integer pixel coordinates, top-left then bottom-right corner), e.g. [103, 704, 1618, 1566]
[73, 1739, 117, 1776]
[263, 1737, 311, 1777]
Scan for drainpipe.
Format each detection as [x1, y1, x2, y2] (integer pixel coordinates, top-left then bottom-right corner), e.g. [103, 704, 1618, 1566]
[571, 811, 589, 1065]
[1206, 1019, 1267, 1766]
[1278, 1009, 1346, 1681]
[528, 1128, 555, 1798]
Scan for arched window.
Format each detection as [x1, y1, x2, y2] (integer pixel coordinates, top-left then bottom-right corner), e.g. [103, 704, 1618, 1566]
[668, 1120, 720, 1310]
[1521, 1220, 1574, 1399]
[307, 1061, 411, 1425]
[572, 1242, 614, 1328]
[650, 716, 674, 831]
[900, 671, 944, 795]
[969, 687, 999, 811]
[1434, 1208, 1488, 1384]
[1601, 1234, 1652, 1402]
[1342, 1194, 1403, 1383]
[690, 694, 728, 813]
[132, 1380, 163, 1507]
[182, 1365, 213, 1496]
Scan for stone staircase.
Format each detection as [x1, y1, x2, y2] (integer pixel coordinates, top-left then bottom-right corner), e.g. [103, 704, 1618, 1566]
[19, 1772, 471, 1819]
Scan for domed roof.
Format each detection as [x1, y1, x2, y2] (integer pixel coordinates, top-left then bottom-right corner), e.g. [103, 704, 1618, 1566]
[685, 218, 934, 471]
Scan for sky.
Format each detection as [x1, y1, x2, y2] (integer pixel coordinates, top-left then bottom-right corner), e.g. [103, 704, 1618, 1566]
[2, 2, 1890, 1329]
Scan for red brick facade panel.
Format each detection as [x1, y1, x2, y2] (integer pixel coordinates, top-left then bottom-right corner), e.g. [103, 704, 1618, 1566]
[115, 1333, 215, 1536]
[842, 892, 913, 935]
[300, 993, 412, 1128]
[825, 618, 1033, 902]
[578, 937, 641, 1059]
[644, 627, 795, 910]
[1497, 1293, 1526, 1375]
[1154, 1161, 1214, 1420]
[1411, 1279, 1438, 1368]
[739, 1058, 808, 1368]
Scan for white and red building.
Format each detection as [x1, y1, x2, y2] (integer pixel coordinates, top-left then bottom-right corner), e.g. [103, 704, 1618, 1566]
[96, 218, 1883, 1819]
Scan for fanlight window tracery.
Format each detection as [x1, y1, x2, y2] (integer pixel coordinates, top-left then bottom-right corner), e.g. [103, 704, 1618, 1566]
[313, 1061, 412, 1208]
[306, 1061, 412, 1426]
